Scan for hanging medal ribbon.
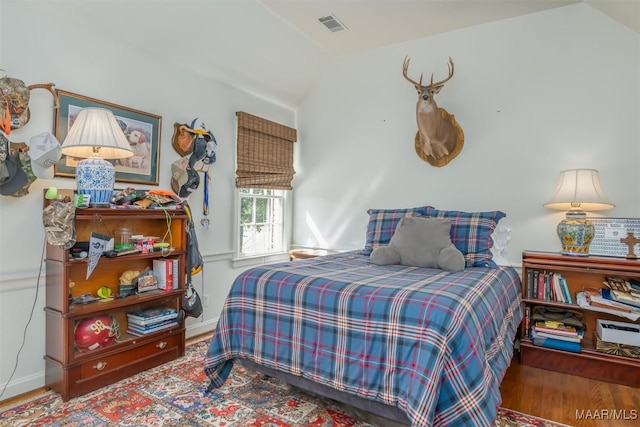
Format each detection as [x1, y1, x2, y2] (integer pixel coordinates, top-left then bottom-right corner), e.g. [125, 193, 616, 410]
[201, 168, 210, 230]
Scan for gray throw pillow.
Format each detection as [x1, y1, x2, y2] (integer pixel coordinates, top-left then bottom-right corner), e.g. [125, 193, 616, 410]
[370, 217, 465, 272]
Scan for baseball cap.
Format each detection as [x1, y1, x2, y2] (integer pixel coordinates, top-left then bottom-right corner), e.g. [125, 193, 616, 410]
[171, 156, 200, 198]
[0, 131, 28, 196]
[188, 136, 208, 169]
[170, 156, 189, 195]
[178, 167, 200, 198]
[26, 132, 62, 179]
[185, 118, 210, 136]
[202, 132, 218, 165]
[0, 77, 31, 132]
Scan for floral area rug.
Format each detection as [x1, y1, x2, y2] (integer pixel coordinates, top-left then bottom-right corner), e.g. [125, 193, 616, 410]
[0, 338, 569, 427]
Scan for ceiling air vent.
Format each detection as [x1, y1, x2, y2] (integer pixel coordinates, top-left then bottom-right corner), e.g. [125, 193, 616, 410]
[318, 14, 348, 32]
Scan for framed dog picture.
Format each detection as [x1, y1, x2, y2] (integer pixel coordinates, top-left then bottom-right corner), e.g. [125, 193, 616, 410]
[54, 90, 161, 185]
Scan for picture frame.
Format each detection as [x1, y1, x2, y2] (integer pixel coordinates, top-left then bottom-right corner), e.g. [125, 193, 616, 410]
[54, 90, 162, 185]
[588, 217, 640, 258]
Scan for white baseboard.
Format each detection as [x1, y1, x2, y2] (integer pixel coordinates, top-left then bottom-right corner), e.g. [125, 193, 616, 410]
[0, 319, 220, 403]
[186, 317, 218, 340]
[0, 371, 46, 404]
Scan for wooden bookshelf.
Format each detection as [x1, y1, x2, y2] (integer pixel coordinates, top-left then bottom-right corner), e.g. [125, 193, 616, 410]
[520, 251, 640, 388]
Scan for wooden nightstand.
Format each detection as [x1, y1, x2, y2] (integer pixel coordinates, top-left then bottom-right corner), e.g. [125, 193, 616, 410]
[520, 250, 640, 388]
[289, 248, 338, 261]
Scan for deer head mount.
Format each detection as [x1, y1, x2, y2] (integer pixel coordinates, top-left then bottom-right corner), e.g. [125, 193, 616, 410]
[403, 56, 464, 167]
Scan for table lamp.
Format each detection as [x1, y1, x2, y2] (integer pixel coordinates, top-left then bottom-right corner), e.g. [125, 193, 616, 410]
[60, 108, 133, 206]
[543, 169, 614, 256]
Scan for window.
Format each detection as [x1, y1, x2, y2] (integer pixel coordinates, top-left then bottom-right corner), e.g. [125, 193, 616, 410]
[237, 188, 287, 257]
[234, 112, 296, 259]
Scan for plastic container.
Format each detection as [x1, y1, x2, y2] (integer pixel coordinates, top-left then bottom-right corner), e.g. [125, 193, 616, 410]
[115, 228, 133, 250]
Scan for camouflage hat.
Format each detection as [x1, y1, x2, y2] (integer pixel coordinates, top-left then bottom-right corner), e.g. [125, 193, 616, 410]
[0, 77, 30, 132]
[43, 201, 76, 249]
[12, 145, 37, 197]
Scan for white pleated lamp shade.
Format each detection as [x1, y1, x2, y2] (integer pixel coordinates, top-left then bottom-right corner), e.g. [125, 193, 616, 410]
[60, 108, 134, 160]
[60, 108, 133, 206]
[544, 169, 614, 256]
[544, 169, 614, 212]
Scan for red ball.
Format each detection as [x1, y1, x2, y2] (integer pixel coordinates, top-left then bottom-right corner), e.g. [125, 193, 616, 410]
[74, 315, 116, 351]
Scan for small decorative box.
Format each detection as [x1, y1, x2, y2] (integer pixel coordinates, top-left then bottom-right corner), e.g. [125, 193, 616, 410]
[137, 273, 158, 293]
[595, 332, 640, 359]
[596, 319, 640, 346]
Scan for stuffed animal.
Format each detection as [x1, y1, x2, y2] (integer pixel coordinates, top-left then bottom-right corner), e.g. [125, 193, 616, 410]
[119, 270, 140, 285]
[370, 216, 464, 272]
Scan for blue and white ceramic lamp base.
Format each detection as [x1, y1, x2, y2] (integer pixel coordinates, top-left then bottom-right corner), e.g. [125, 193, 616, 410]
[75, 156, 115, 206]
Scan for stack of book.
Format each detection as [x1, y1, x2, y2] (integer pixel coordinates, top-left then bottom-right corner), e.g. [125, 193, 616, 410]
[578, 278, 640, 321]
[126, 307, 179, 337]
[524, 270, 573, 303]
[604, 277, 640, 309]
[531, 320, 584, 353]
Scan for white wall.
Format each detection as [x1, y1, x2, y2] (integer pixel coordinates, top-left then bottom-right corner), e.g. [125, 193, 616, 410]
[0, 1, 294, 400]
[1, 1, 639, 403]
[293, 4, 640, 264]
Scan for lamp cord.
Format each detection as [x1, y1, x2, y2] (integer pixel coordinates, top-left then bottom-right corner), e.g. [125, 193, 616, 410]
[0, 237, 44, 400]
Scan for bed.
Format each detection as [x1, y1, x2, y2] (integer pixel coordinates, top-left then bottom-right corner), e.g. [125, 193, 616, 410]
[204, 208, 522, 426]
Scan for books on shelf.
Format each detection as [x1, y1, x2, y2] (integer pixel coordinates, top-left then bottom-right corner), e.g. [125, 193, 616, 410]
[559, 276, 572, 304]
[603, 277, 633, 292]
[533, 320, 580, 337]
[126, 306, 178, 336]
[126, 320, 178, 337]
[153, 258, 179, 290]
[532, 328, 584, 343]
[576, 291, 640, 321]
[127, 307, 178, 327]
[531, 330, 582, 353]
[525, 269, 573, 303]
[610, 289, 640, 309]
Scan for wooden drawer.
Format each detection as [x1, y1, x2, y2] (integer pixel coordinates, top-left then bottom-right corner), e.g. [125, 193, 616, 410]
[78, 333, 181, 379]
[51, 331, 185, 400]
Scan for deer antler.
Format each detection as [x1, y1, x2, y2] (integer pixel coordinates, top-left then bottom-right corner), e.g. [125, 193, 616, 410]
[402, 56, 423, 87]
[28, 83, 59, 109]
[429, 57, 454, 87]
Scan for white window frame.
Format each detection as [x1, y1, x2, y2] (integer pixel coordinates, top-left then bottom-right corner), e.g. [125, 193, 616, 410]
[234, 188, 290, 264]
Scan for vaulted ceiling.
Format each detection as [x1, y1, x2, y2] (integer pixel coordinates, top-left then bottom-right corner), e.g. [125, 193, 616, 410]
[27, 0, 640, 107]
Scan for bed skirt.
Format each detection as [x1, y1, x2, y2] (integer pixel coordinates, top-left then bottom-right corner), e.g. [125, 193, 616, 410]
[239, 358, 411, 426]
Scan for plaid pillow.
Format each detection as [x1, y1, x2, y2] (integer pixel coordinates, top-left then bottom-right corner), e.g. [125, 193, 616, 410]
[425, 208, 506, 268]
[362, 207, 432, 255]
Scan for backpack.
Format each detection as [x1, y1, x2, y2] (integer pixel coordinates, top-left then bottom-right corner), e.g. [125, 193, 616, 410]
[182, 202, 203, 318]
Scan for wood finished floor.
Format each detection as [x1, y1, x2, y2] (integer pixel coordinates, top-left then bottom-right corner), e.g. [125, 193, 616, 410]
[500, 356, 640, 427]
[2, 341, 639, 427]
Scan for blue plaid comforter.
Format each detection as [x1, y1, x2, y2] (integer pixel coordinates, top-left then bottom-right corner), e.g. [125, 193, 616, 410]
[204, 251, 522, 426]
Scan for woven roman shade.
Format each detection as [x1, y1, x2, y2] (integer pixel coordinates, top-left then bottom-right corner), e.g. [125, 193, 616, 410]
[235, 111, 297, 190]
